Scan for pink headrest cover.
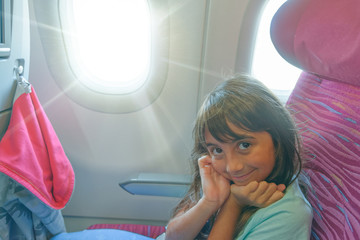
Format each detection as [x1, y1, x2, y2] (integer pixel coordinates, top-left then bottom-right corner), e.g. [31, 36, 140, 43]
[271, 0, 360, 86]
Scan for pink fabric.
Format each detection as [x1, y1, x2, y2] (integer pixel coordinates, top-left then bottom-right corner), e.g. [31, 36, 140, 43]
[271, 0, 360, 86]
[271, 1, 360, 239]
[0, 87, 74, 209]
[87, 224, 166, 238]
[287, 72, 360, 240]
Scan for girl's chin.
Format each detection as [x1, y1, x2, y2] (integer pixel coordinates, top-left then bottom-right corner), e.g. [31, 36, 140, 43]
[232, 181, 249, 186]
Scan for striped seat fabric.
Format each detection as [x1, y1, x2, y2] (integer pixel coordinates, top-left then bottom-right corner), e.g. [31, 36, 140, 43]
[287, 72, 360, 239]
[271, 0, 360, 239]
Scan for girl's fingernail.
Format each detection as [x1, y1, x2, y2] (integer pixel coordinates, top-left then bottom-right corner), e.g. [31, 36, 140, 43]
[198, 155, 207, 160]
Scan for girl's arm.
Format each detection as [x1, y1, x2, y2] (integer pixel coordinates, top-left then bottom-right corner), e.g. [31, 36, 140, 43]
[165, 156, 230, 240]
[208, 181, 285, 240]
[207, 193, 242, 240]
[165, 198, 219, 240]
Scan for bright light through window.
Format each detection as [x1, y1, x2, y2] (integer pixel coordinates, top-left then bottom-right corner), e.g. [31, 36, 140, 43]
[70, 0, 151, 94]
[252, 0, 301, 93]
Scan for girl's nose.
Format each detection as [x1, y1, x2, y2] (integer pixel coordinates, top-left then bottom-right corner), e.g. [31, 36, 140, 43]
[226, 154, 244, 174]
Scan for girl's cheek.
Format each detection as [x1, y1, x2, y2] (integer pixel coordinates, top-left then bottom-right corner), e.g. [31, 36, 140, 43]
[211, 159, 227, 176]
[211, 159, 232, 181]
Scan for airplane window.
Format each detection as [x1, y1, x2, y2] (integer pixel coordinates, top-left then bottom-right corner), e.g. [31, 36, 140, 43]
[252, 0, 301, 101]
[63, 0, 151, 94]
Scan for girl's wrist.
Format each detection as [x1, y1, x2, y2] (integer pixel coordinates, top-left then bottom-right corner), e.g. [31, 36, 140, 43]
[198, 197, 222, 214]
[227, 193, 245, 210]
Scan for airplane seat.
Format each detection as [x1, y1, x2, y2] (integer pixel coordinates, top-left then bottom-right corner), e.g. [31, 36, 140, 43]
[271, 0, 360, 239]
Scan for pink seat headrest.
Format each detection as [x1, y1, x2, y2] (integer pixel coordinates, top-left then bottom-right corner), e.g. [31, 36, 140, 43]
[271, 0, 360, 86]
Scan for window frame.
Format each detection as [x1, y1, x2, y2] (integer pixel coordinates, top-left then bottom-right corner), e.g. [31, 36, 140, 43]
[33, 0, 169, 113]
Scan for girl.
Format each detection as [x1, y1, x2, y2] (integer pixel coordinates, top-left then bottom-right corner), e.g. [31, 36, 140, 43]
[165, 75, 313, 239]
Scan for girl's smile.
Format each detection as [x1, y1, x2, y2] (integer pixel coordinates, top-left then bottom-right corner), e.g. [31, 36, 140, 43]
[230, 169, 256, 182]
[204, 122, 276, 186]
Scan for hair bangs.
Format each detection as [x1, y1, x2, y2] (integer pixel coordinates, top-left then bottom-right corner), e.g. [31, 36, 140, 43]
[206, 114, 235, 143]
[204, 106, 250, 144]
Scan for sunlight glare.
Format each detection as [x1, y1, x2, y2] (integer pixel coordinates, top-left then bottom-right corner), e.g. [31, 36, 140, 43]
[252, 0, 301, 91]
[72, 0, 151, 93]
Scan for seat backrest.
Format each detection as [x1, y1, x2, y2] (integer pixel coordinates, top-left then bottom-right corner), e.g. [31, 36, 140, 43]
[271, 0, 360, 239]
[0, 0, 30, 140]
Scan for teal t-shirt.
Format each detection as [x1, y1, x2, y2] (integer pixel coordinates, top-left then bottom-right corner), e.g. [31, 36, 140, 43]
[235, 180, 313, 240]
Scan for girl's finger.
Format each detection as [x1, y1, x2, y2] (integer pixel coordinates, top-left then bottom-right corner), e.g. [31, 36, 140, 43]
[258, 183, 286, 207]
[198, 155, 212, 167]
[253, 182, 277, 205]
[231, 181, 258, 196]
[264, 190, 285, 207]
[277, 184, 286, 192]
[253, 181, 271, 195]
[198, 155, 217, 176]
[246, 181, 259, 193]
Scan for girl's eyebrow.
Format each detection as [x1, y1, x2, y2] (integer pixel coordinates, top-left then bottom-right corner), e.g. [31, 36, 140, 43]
[205, 134, 255, 147]
[232, 134, 255, 141]
[205, 142, 217, 147]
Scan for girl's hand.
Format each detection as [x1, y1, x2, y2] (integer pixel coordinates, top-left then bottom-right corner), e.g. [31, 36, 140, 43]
[198, 155, 231, 209]
[230, 181, 285, 208]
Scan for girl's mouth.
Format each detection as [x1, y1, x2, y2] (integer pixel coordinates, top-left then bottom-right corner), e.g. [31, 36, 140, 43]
[231, 169, 256, 183]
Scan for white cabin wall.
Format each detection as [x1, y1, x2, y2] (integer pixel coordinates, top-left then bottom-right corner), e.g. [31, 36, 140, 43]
[199, 0, 252, 103]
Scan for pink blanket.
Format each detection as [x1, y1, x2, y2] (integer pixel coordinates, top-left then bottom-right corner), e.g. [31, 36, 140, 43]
[0, 86, 74, 209]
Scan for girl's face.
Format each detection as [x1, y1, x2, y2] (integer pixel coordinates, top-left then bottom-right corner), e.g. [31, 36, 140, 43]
[204, 122, 276, 186]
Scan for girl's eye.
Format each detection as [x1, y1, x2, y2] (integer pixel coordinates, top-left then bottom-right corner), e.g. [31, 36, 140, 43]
[211, 147, 223, 156]
[238, 142, 251, 150]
